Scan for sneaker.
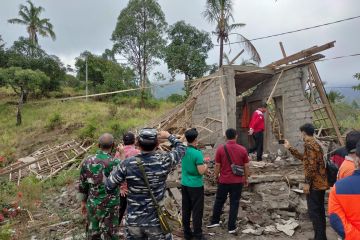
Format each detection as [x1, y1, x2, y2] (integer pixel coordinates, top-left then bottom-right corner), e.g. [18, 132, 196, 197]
[228, 228, 238, 234]
[207, 221, 222, 228]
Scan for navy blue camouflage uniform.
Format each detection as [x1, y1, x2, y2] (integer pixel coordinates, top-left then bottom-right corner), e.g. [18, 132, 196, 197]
[105, 135, 186, 240]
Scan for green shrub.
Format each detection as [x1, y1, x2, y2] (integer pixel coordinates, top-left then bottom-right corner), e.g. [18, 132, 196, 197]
[18, 176, 42, 211]
[46, 113, 63, 130]
[0, 224, 12, 240]
[108, 105, 118, 118]
[79, 121, 97, 139]
[167, 93, 185, 103]
[142, 98, 160, 109]
[43, 169, 80, 190]
[110, 122, 126, 139]
[0, 180, 17, 207]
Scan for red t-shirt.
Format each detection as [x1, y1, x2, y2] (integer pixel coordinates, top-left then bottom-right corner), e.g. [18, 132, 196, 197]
[215, 140, 249, 184]
[249, 110, 265, 133]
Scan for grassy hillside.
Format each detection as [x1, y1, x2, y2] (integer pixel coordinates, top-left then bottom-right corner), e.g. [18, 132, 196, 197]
[0, 97, 174, 164]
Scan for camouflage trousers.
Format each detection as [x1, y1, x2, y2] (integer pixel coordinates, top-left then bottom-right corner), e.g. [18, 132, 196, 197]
[86, 203, 120, 240]
[126, 226, 172, 240]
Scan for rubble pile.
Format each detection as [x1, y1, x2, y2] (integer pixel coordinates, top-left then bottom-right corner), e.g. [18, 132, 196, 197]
[199, 149, 316, 239]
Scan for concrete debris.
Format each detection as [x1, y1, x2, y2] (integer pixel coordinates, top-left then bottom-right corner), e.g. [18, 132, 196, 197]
[253, 182, 290, 209]
[275, 218, 299, 236]
[242, 225, 264, 236]
[264, 225, 278, 234]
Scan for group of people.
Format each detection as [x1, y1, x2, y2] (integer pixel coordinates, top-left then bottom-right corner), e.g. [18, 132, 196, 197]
[78, 127, 249, 240]
[284, 125, 360, 240]
[77, 106, 360, 240]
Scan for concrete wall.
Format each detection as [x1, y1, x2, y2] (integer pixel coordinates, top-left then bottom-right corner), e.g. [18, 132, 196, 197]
[247, 66, 312, 152]
[191, 74, 224, 145]
[191, 66, 312, 152]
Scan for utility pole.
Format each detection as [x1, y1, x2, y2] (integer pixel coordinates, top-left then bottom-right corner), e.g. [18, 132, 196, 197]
[85, 56, 88, 101]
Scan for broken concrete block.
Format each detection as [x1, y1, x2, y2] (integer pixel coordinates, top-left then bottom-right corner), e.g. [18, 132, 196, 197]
[275, 218, 299, 236]
[248, 174, 283, 183]
[277, 210, 296, 218]
[253, 182, 289, 209]
[242, 226, 264, 236]
[264, 225, 278, 234]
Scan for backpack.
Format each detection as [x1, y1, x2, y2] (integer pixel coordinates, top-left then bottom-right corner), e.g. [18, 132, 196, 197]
[316, 139, 339, 187]
[325, 158, 338, 187]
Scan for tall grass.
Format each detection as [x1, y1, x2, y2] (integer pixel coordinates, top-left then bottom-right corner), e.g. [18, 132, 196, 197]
[0, 98, 174, 163]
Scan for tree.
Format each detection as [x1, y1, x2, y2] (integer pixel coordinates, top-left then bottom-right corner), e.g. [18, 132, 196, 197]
[165, 21, 213, 95]
[353, 73, 360, 91]
[112, 0, 167, 107]
[327, 90, 344, 104]
[203, 0, 261, 67]
[7, 37, 65, 95]
[0, 35, 4, 49]
[75, 51, 136, 93]
[102, 49, 116, 62]
[8, 0, 56, 45]
[0, 67, 49, 125]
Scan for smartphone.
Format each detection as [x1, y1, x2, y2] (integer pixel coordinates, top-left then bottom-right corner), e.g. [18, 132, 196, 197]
[278, 140, 285, 144]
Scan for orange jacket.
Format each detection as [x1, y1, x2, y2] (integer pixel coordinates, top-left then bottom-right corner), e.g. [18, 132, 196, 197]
[328, 170, 360, 240]
[337, 156, 356, 180]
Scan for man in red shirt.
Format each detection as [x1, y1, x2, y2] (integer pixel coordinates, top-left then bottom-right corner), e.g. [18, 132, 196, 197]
[330, 146, 347, 168]
[249, 102, 267, 161]
[207, 128, 249, 235]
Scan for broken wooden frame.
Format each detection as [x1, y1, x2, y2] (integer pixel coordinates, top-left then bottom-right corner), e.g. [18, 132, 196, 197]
[0, 140, 93, 184]
[150, 41, 343, 146]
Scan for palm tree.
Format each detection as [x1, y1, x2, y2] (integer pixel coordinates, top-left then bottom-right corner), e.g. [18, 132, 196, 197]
[8, 0, 56, 45]
[203, 0, 261, 67]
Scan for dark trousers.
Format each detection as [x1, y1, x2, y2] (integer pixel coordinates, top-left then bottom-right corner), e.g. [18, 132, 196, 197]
[210, 183, 243, 231]
[181, 185, 204, 239]
[307, 190, 327, 240]
[249, 131, 264, 161]
[119, 195, 127, 224]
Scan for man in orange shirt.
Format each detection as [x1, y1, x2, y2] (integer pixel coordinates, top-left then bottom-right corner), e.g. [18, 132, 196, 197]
[337, 131, 360, 180]
[328, 141, 360, 239]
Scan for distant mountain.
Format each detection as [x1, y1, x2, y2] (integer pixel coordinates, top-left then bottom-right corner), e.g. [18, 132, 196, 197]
[153, 81, 184, 99]
[325, 87, 360, 103]
[153, 81, 360, 103]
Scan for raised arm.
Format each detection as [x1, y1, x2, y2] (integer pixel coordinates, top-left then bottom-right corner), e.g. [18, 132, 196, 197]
[159, 131, 186, 169]
[105, 160, 126, 193]
[285, 139, 304, 160]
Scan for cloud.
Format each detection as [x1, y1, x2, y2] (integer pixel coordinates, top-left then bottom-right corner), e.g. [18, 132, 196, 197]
[1, 0, 359, 86]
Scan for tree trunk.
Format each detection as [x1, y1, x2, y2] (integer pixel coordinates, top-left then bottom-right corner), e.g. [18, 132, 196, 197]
[185, 74, 190, 96]
[219, 37, 224, 67]
[219, 3, 225, 67]
[16, 90, 24, 126]
[141, 69, 146, 109]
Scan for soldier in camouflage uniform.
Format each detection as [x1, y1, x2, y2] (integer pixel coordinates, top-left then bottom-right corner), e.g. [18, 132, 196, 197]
[78, 133, 121, 240]
[105, 129, 186, 240]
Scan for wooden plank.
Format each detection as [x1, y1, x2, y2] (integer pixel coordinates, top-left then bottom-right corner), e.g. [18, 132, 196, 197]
[229, 49, 245, 65]
[169, 188, 182, 209]
[279, 42, 287, 58]
[309, 64, 344, 145]
[266, 41, 335, 67]
[266, 71, 284, 105]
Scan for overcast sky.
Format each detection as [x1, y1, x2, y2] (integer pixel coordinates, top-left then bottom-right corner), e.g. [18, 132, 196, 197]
[1, 0, 360, 88]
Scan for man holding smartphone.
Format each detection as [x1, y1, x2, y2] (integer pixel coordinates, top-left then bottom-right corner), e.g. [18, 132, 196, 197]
[284, 123, 328, 240]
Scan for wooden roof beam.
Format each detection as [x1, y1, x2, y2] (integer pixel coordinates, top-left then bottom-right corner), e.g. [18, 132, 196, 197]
[266, 41, 335, 67]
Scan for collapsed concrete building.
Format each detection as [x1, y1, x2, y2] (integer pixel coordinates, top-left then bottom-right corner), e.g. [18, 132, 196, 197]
[151, 41, 343, 152]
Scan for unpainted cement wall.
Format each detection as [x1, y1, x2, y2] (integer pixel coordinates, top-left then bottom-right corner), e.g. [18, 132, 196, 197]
[247, 66, 312, 152]
[191, 77, 224, 145]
